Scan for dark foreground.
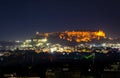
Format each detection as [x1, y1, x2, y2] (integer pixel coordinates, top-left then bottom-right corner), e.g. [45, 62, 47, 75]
[0, 50, 120, 78]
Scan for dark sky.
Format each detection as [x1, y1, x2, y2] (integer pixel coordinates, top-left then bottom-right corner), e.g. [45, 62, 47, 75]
[0, 0, 120, 40]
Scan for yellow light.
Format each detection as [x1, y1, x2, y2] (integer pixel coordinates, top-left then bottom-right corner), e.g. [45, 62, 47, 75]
[96, 30, 106, 37]
[36, 43, 43, 46]
[38, 38, 47, 42]
[33, 39, 37, 42]
[42, 38, 47, 42]
[26, 40, 31, 43]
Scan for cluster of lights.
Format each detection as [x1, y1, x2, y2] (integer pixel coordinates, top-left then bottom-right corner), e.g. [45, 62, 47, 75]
[21, 38, 120, 53]
[21, 30, 120, 53]
[21, 38, 48, 50]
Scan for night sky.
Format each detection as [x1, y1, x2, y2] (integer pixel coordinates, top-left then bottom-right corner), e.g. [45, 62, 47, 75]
[0, 0, 120, 41]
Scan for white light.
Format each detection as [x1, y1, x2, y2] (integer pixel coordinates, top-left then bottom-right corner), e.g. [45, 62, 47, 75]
[16, 40, 20, 43]
[0, 53, 4, 56]
[51, 48, 54, 53]
[102, 43, 106, 46]
[63, 53, 65, 55]
[88, 69, 91, 72]
[46, 43, 49, 46]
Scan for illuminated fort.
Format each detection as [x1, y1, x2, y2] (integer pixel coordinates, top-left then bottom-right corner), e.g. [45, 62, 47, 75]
[34, 30, 106, 43]
[59, 30, 106, 42]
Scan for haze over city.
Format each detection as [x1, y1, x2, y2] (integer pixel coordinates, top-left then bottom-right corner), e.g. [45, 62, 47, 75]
[0, 0, 120, 40]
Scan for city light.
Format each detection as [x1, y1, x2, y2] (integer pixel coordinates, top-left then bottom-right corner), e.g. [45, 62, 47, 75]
[17, 30, 120, 53]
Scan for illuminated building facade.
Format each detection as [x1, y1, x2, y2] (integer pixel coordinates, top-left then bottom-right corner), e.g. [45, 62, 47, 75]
[59, 30, 106, 42]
